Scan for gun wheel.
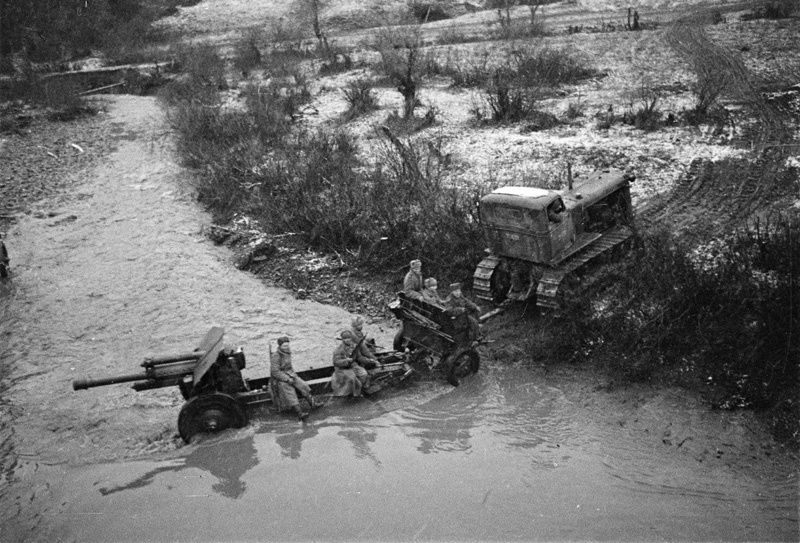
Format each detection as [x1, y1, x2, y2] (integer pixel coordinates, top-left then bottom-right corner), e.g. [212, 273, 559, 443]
[178, 392, 247, 444]
[446, 348, 480, 387]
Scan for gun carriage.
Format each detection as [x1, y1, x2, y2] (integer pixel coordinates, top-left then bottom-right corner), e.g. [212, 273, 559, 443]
[389, 293, 484, 386]
[73, 327, 412, 443]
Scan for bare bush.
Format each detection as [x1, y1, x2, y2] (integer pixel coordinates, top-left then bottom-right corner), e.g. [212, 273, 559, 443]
[742, 0, 799, 19]
[233, 29, 264, 78]
[679, 51, 730, 125]
[624, 82, 662, 131]
[482, 67, 542, 122]
[341, 78, 378, 121]
[565, 97, 585, 119]
[409, 2, 451, 23]
[475, 46, 592, 122]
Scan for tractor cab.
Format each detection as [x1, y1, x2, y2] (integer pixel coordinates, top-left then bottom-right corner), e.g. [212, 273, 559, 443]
[479, 186, 575, 265]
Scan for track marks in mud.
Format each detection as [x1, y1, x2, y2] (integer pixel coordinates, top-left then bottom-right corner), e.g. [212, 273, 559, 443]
[638, 149, 795, 241]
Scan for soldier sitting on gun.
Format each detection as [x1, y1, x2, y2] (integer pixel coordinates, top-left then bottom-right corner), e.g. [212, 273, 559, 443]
[350, 316, 381, 369]
[444, 282, 482, 340]
[331, 330, 371, 398]
[403, 259, 424, 301]
[270, 336, 316, 421]
[421, 277, 444, 306]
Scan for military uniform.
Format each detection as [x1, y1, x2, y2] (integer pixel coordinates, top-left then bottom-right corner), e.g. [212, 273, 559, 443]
[403, 269, 424, 300]
[331, 337, 370, 397]
[269, 337, 314, 420]
[351, 325, 379, 369]
[444, 283, 482, 340]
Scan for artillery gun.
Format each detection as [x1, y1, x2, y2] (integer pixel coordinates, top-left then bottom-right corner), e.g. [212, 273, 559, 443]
[73, 327, 412, 443]
[473, 168, 635, 309]
[389, 293, 485, 386]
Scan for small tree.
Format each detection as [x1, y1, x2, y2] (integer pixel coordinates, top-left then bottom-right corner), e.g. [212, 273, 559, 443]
[301, 0, 330, 58]
[376, 27, 423, 119]
[521, 0, 542, 29]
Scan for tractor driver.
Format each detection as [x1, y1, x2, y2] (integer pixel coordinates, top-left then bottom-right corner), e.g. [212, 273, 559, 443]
[547, 198, 565, 223]
[270, 337, 316, 421]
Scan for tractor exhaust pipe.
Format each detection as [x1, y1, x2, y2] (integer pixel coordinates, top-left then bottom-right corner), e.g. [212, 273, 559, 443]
[567, 162, 573, 191]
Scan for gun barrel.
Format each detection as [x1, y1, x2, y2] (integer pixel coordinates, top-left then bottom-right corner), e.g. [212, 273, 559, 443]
[72, 372, 148, 390]
[142, 351, 205, 367]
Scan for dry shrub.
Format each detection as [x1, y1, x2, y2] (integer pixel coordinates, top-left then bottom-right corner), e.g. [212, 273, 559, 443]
[341, 78, 378, 121]
[410, 3, 451, 23]
[233, 29, 265, 77]
[623, 83, 661, 131]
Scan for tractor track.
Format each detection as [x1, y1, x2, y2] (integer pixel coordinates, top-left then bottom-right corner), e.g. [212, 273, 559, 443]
[638, 148, 794, 242]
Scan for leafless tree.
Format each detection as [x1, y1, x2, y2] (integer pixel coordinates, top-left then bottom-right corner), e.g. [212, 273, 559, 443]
[301, 0, 330, 58]
[376, 27, 423, 119]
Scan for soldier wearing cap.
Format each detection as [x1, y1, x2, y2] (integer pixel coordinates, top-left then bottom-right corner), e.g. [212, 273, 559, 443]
[444, 282, 482, 339]
[331, 330, 371, 397]
[270, 336, 315, 421]
[403, 259, 424, 301]
[350, 316, 380, 369]
[421, 277, 444, 306]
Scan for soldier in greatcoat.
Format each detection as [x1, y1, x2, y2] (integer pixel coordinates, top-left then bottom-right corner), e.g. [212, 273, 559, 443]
[403, 259, 424, 300]
[270, 336, 316, 421]
[350, 316, 380, 369]
[421, 277, 444, 306]
[331, 330, 370, 397]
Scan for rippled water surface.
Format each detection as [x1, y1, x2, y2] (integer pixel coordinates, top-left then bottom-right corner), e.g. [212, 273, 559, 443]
[25, 367, 798, 542]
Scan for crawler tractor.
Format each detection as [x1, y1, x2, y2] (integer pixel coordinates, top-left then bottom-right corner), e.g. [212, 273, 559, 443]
[473, 168, 635, 309]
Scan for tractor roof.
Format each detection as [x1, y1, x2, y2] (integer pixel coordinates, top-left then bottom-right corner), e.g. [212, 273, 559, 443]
[482, 186, 560, 211]
[483, 170, 632, 211]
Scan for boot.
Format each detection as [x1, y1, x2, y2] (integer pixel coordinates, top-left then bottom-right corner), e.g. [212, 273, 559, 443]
[305, 395, 318, 409]
[293, 405, 309, 421]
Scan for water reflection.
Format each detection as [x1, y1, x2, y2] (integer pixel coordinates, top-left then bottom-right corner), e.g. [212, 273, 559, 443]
[400, 386, 483, 454]
[337, 426, 380, 466]
[99, 435, 258, 499]
[274, 425, 319, 459]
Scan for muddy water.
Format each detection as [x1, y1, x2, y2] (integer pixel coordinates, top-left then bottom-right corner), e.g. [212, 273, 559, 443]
[0, 96, 797, 542]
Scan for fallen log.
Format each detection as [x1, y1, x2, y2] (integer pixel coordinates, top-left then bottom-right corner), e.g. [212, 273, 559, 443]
[79, 81, 126, 96]
[42, 61, 175, 80]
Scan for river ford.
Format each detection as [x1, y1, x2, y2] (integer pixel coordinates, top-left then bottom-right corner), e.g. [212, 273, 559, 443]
[0, 96, 797, 542]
